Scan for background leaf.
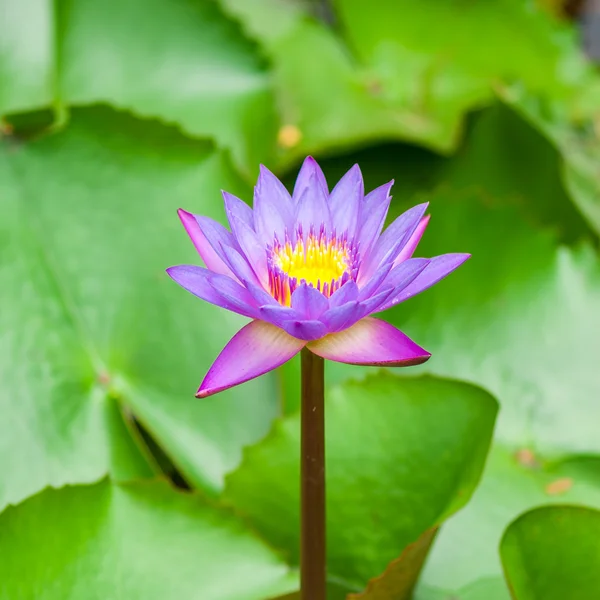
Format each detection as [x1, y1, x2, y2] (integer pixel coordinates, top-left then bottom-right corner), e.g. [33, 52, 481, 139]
[224, 374, 497, 590]
[0, 107, 280, 508]
[0, 479, 297, 600]
[500, 505, 600, 600]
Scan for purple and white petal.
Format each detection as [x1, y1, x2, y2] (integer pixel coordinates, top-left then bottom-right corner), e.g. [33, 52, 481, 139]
[307, 317, 431, 366]
[354, 181, 393, 258]
[378, 253, 471, 311]
[166, 265, 257, 319]
[291, 283, 329, 320]
[293, 156, 328, 202]
[393, 214, 430, 267]
[254, 165, 295, 241]
[328, 164, 363, 238]
[358, 202, 429, 284]
[197, 320, 306, 398]
[282, 319, 328, 341]
[177, 209, 234, 278]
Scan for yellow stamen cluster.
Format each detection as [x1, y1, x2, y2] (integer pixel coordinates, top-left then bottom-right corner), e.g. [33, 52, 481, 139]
[269, 233, 351, 306]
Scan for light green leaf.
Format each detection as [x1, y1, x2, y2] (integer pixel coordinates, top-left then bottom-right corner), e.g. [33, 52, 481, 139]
[385, 192, 600, 455]
[0, 479, 297, 600]
[420, 446, 600, 595]
[224, 374, 497, 590]
[500, 86, 600, 237]
[0, 0, 276, 173]
[0, 107, 280, 509]
[500, 505, 600, 600]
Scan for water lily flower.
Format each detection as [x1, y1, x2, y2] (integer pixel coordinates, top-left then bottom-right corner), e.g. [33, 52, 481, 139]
[167, 157, 469, 398]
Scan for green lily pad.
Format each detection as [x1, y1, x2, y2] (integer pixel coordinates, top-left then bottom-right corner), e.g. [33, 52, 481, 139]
[0, 106, 279, 509]
[384, 192, 600, 456]
[500, 505, 600, 600]
[419, 447, 600, 595]
[0, 479, 297, 600]
[224, 374, 497, 591]
[0, 0, 275, 173]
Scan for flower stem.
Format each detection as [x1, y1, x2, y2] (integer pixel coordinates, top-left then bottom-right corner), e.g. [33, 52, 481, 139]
[300, 348, 326, 600]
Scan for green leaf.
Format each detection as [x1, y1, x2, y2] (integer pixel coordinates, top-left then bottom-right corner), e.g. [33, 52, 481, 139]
[500, 505, 600, 600]
[348, 527, 438, 600]
[333, 0, 585, 96]
[0, 106, 280, 509]
[500, 86, 600, 237]
[384, 192, 600, 455]
[220, 0, 592, 167]
[0, 0, 276, 173]
[224, 374, 497, 590]
[419, 446, 600, 596]
[0, 479, 297, 600]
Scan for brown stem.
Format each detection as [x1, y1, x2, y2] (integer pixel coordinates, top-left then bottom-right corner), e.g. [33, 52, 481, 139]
[300, 348, 326, 600]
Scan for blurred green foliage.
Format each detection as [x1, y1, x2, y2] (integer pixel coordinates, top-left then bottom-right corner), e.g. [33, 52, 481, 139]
[1, 0, 599, 599]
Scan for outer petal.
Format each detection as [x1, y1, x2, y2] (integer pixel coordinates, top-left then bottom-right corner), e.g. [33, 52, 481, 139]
[293, 156, 328, 202]
[197, 320, 306, 398]
[254, 165, 294, 241]
[393, 214, 430, 267]
[291, 283, 329, 319]
[177, 209, 234, 278]
[166, 265, 258, 318]
[307, 317, 430, 366]
[358, 202, 429, 284]
[378, 253, 471, 311]
[354, 181, 393, 259]
[328, 164, 363, 238]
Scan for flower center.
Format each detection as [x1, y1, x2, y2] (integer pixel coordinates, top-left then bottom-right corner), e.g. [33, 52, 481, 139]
[268, 228, 358, 306]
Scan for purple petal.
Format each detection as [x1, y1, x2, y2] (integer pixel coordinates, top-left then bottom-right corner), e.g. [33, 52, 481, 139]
[354, 181, 393, 257]
[177, 209, 234, 278]
[319, 300, 361, 332]
[253, 165, 294, 241]
[223, 192, 268, 287]
[282, 319, 328, 341]
[358, 203, 429, 284]
[166, 265, 257, 318]
[295, 172, 331, 233]
[357, 260, 394, 301]
[357, 287, 395, 317]
[293, 156, 328, 202]
[393, 214, 430, 267]
[259, 304, 303, 328]
[197, 320, 306, 398]
[219, 243, 262, 288]
[361, 258, 430, 310]
[307, 317, 431, 366]
[222, 191, 255, 231]
[379, 253, 471, 311]
[328, 164, 363, 238]
[329, 281, 359, 308]
[246, 281, 279, 307]
[291, 283, 329, 320]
